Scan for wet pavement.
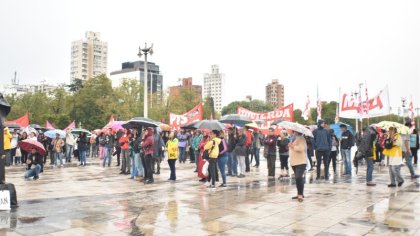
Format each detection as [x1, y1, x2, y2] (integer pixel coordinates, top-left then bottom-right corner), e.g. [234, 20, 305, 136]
[0, 157, 419, 236]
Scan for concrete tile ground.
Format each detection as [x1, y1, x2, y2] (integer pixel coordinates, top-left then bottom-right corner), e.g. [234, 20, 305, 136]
[0, 156, 419, 236]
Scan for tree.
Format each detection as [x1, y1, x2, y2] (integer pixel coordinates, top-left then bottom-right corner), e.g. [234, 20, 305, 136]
[109, 79, 143, 121]
[203, 96, 216, 119]
[67, 79, 84, 92]
[221, 100, 274, 115]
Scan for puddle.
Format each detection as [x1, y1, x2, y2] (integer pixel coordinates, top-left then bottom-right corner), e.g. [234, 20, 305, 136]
[18, 216, 45, 224]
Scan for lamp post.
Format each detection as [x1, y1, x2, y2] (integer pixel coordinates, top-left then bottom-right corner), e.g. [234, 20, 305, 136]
[138, 43, 153, 118]
[0, 93, 11, 184]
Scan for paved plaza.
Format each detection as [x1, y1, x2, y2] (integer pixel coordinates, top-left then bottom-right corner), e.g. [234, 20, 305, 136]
[0, 158, 419, 236]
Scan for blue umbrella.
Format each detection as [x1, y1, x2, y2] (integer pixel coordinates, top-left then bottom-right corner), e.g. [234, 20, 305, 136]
[44, 129, 66, 139]
[330, 122, 353, 138]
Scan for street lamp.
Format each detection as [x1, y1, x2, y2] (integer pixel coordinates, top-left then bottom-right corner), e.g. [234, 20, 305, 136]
[138, 43, 154, 118]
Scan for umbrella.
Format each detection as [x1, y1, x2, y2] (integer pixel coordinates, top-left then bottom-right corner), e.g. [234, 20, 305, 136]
[20, 126, 38, 135]
[271, 120, 287, 126]
[329, 122, 353, 138]
[44, 129, 66, 139]
[156, 122, 171, 132]
[5, 123, 21, 130]
[194, 120, 225, 131]
[29, 124, 44, 130]
[71, 128, 92, 137]
[376, 121, 410, 135]
[122, 117, 158, 129]
[18, 139, 46, 156]
[274, 121, 314, 137]
[181, 120, 200, 130]
[111, 121, 125, 130]
[245, 122, 259, 130]
[219, 114, 252, 126]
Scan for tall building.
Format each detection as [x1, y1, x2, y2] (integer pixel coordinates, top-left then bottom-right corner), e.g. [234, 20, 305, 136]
[203, 65, 225, 113]
[169, 77, 202, 98]
[265, 79, 285, 108]
[110, 60, 163, 104]
[70, 31, 108, 82]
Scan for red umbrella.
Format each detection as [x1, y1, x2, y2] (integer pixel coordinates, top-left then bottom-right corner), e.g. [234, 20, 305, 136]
[18, 139, 46, 156]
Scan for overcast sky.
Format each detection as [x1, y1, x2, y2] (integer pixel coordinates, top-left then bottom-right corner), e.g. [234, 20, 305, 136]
[1, 0, 419, 113]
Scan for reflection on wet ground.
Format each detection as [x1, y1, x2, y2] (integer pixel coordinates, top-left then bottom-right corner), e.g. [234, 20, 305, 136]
[0, 158, 419, 235]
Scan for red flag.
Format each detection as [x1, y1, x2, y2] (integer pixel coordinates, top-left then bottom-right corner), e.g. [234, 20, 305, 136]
[64, 120, 76, 131]
[169, 103, 203, 130]
[45, 120, 56, 129]
[302, 95, 310, 120]
[103, 116, 115, 129]
[5, 112, 29, 127]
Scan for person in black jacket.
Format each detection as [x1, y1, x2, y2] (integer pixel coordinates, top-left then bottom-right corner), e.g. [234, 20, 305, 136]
[77, 132, 89, 166]
[340, 124, 354, 175]
[24, 149, 44, 180]
[226, 128, 237, 176]
[411, 129, 419, 165]
[313, 119, 332, 180]
[277, 130, 290, 178]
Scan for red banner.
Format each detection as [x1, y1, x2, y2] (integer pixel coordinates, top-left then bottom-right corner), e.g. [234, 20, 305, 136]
[170, 103, 203, 130]
[5, 112, 29, 127]
[237, 104, 294, 133]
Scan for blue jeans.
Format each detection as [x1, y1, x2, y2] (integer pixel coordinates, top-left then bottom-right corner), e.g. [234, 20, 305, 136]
[103, 147, 112, 166]
[341, 148, 352, 175]
[55, 152, 63, 165]
[131, 154, 138, 177]
[178, 147, 186, 163]
[254, 147, 260, 167]
[218, 154, 228, 184]
[65, 144, 73, 162]
[366, 157, 374, 182]
[405, 154, 416, 176]
[228, 152, 238, 175]
[135, 153, 144, 177]
[79, 150, 87, 165]
[24, 164, 41, 178]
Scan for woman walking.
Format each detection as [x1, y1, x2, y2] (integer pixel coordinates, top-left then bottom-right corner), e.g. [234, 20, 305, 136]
[217, 131, 228, 187]
[289, 131, 307, 202]
[383, 127, 404, 187]
[204, 130, 221, 188]
[277, 130, 290, 179]
[166, 132, 178, 181]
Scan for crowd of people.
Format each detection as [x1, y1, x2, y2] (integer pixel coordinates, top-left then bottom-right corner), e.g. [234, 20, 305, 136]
[3, 118, 419, 202]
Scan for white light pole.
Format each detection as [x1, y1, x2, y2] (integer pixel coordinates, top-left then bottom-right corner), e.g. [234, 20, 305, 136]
[138, 43, 153, 118]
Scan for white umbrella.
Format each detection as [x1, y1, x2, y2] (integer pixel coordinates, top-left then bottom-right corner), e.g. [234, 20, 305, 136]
[275, 121, 314, 137]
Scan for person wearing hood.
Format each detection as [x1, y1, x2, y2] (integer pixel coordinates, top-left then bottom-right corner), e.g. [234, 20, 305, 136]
[204, 130, 221, 188]
[65, 129, 76, 163]
[313, 119, 332, 180]
[141, 128, 155, 184]
[152, 128, 164, 175]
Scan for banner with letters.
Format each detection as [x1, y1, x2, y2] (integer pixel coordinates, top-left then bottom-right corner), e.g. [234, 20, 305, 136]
[170, 103, 203, 130]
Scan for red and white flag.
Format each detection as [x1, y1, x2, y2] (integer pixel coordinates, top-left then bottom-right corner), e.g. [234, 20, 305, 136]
[302, 95, 310, 121]
[64, 120, 76, 131]
[45, 120, 56, 129]
[317, 99, 322, 121]
[409, 97, 415, 127]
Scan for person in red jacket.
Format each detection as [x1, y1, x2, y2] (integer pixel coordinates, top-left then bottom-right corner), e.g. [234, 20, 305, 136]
[141, 128, 155, 184]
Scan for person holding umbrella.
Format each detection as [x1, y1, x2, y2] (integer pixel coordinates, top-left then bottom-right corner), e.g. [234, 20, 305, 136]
[24, 148, 44, 180]
[289, 131, 308, 202]
[383, 126, 404, 187]
[65, 129, 76, 163]
[51, 133, 65, 167]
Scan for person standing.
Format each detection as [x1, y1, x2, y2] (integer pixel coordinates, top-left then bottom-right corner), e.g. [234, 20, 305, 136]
[305, 135, 315, 171]
[313, 119, 332, 180]
[234, 129, 247, 178]
[166, 132, 178, 181]
[77, 132, 89, 166]
[192, 130, 202, 172]
[245, 129, 253, 172]
[89, 132, 97, 159]
[38, 133, 49, 165]
[65, 129, 76, 163]
[142, 128, 155, 184]
[119, 130, 130, 174]
[51, 133, 64, 167]
[20, 132, 29, 164]
[204, 130, 221, 188]
[226, 128, 237, 176]
[289, 131, 307, 202]
[152, 128, 164, 175]
[114, 130, 123, 167]
[410, 128, 419, 165]
[383, 127, 404, 187]
[264, 128, 277, 179]
[10, 129, 19, 165]
[103, 129, 114, 167]
[3, 127, 12, 166]
[329, 130, 339, 175]
[252, 130, 262, 168]
[277, 130, 290, 178]
[402, 122, 419, 178]
[177, 129, 188, 163]
[217, 131, 228, 187]
[339, 124, 354, 176]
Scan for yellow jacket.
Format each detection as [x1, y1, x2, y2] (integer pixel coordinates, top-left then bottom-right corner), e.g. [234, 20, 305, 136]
[167, 138, 179, 160]
[204, 137, 221, 159]
[3, 128, 12, 150]
[382, 134, 403, 157]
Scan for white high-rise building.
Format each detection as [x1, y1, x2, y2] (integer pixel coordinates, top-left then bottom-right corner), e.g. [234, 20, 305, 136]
[70, 31, 108, 83]
[203, 65, 225, 113]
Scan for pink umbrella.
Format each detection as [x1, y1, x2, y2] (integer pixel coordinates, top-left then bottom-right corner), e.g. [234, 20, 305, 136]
[111, 121, 125, 130]
[18, 139, 46, 156]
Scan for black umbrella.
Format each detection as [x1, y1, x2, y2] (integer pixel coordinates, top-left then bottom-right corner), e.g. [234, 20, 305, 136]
[219, 114, 252, 126]
[194, 120, 225, 131]
[29, 124, 44, 130]
[5, 123, 21, 129]
[122, 117, 158, 129]
[181, 120, 200, 130]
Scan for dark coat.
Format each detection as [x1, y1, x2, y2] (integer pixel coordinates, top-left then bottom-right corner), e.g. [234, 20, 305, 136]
[234, 134, 247, 156]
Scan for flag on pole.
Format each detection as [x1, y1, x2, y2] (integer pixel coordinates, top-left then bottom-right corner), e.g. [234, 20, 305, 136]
[409, 97, 415, 127]
[335, 105, 340, 123]
[302, 95, 310, 120]
[45, 120, 55, 129]
[364, 82, 369, 115]
[64, 120, 76, 131]
[316, 85, 322, 121]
